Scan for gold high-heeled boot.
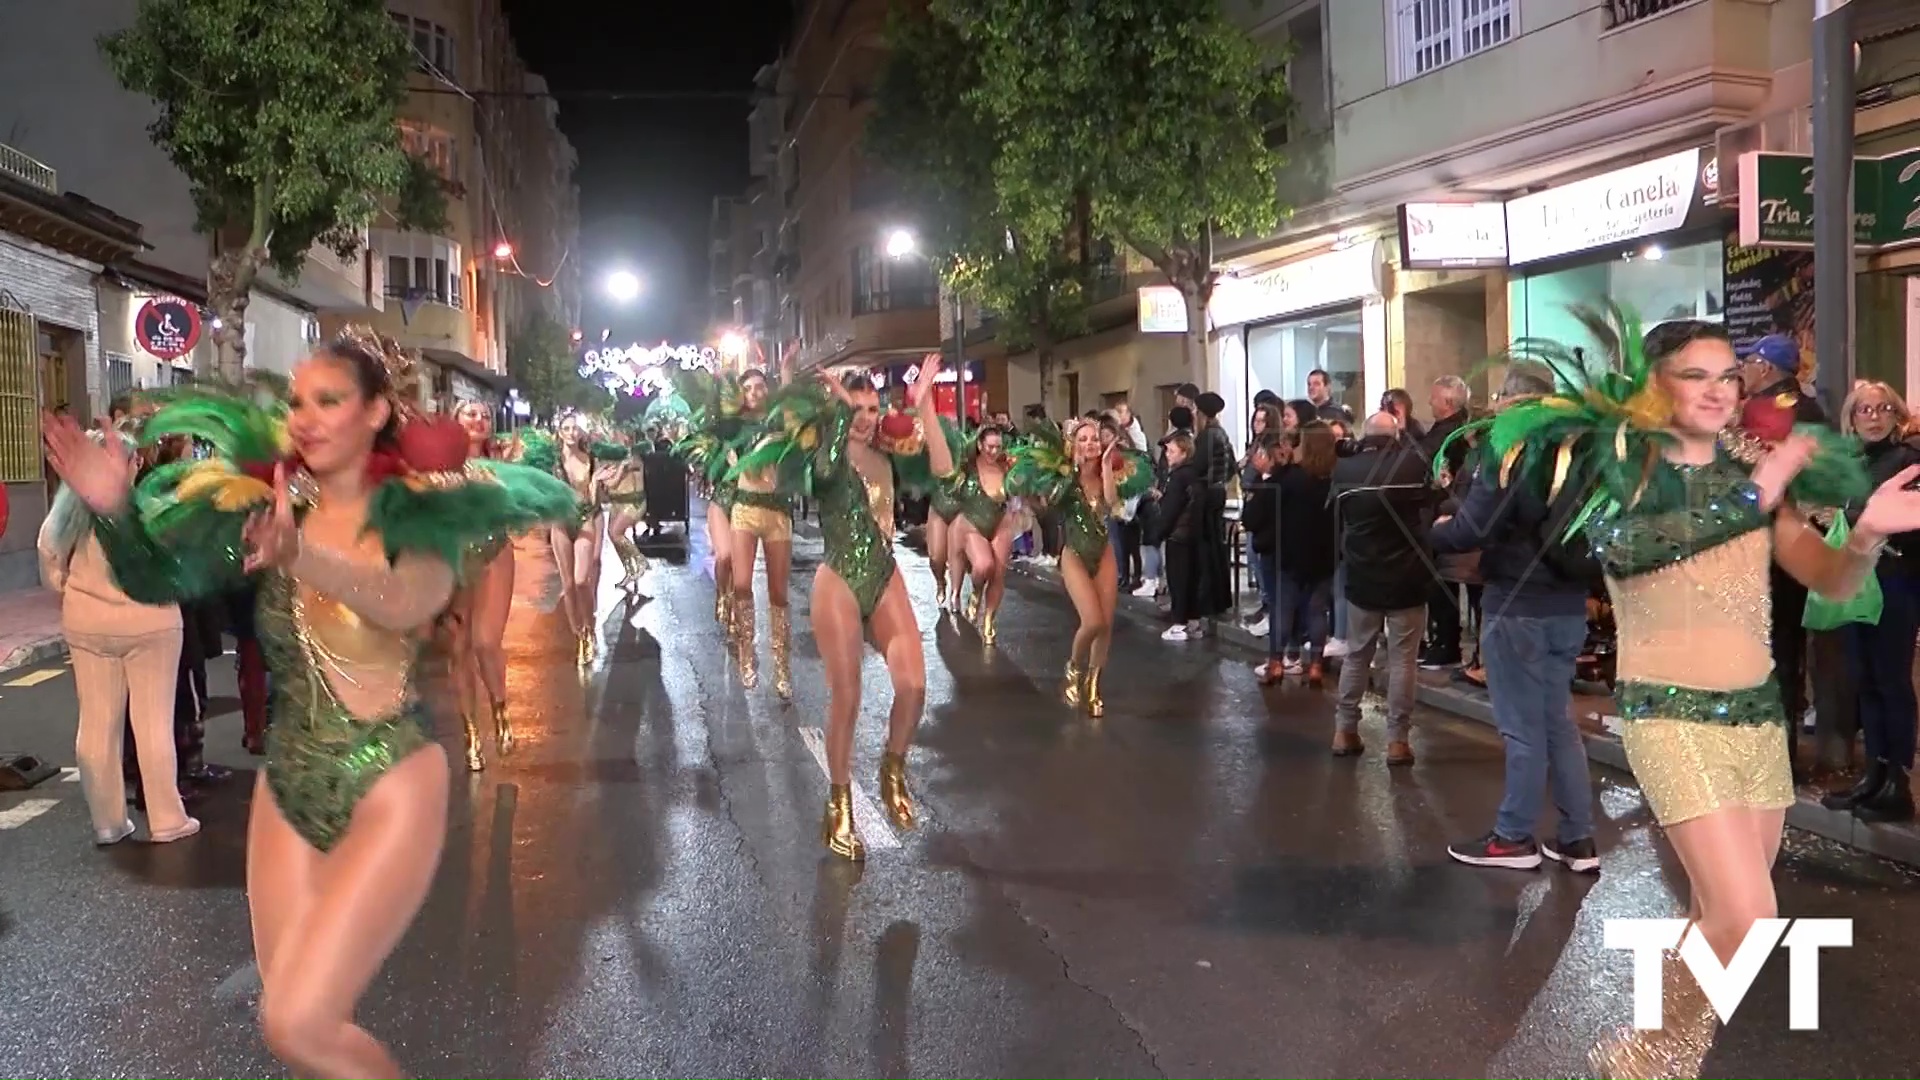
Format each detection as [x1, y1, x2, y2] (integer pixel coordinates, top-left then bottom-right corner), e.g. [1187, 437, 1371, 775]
[1588, 943, 1719, 1079]
[1085, 666, 1105, 717]
[965, 588, 982, 626]
[462, 708, 485, 772]
[493, 700, 513, 756]
[1061, 660, 1084, 706]
[576, 627, 593, 667]
[732, 601, 759, 689]
[879, 751, 915, 830]
[770, 604, 794, 700]
[611, 534, 648, 591]
[979, 605, 998, 646]
[715, 584, 731, 627]
[822, 784, 866, 861]
[932, 567, 948, 612]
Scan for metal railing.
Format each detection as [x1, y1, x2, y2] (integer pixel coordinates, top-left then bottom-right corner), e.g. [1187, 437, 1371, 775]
[853, 286, 939, 315]
[0, 143, 56, 193]
[1603, 0, 1697, 30]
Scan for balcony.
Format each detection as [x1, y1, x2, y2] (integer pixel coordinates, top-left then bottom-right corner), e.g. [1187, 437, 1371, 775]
[853, 286, 938, 316]
[1330, 0, 1775, 210]
[0, 142, 55, 192]
[280, 231, 384, 315]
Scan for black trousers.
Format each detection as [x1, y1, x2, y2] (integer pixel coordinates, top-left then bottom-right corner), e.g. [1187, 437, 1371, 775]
[1770, 564, 1809, 764]
[1166, 540, 1198, 623]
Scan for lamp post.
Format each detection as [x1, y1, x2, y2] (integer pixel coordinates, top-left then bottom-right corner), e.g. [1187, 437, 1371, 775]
[886, 228, 970, 423]
[1812, 0, 1857, 416]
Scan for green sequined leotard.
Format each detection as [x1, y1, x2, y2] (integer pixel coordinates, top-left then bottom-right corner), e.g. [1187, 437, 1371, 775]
[1059, 482, 1111, 569]
[813, 404, 896, 620]
[929, 482, 961, 523]
[954, 469, 1008, 536]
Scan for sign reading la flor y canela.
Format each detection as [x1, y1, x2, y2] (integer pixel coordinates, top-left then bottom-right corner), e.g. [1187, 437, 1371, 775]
[1737, 150, 1920, 250]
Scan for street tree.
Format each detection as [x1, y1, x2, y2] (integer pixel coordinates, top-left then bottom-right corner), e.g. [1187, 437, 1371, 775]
[866, 6, 1092, 416]
[102, 0, 448, 381]
[509, 310, 601, 420]
[940, 0, 1290, 385]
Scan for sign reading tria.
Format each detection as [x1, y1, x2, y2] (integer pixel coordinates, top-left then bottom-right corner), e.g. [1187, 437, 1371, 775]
[1737, 150, 1920, 250]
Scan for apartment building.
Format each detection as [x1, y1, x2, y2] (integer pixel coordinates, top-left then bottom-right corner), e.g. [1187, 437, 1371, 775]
[367, 0, 580, 407]
[1205, 0, 1920, 441]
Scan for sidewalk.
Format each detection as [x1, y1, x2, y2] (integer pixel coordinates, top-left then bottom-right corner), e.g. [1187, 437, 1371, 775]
[0, 589, 63, 674]
[1007, 556, 1920, 871]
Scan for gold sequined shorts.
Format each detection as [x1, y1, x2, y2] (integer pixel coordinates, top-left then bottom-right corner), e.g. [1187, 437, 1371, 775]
[730, 501, 792, 542]
[1620, 719, 1794, 826]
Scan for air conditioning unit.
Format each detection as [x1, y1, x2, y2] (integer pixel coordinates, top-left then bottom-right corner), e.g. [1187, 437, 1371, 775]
[1716, 107, 1813, 205]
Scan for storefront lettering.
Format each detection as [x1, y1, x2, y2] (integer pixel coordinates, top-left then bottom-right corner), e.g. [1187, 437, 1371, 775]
[1208, 242, 1382, 328]
[1503, 148, 1701, 265]
[1737, 150, 1920, 250]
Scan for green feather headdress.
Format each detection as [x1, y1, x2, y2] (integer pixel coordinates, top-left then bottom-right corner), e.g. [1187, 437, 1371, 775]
[724, 381, 833, 497]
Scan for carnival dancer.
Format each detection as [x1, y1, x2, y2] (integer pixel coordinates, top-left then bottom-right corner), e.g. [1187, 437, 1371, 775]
[727, 357, 954, 860]
[1443, 309, 1920, 1079]
[41, 330, 576, 1078]
[506, 426, 587, 648]
[947, 424, 1016, 644]
[669, 369, 748, 636]
[926, 422, 966, 611]
[727, 366, 798, 698]
[1007, 415, 1152, 717]
[602, 423, 651, 596]
[556, 411, 629, 664]
[450, 400, 518, 770]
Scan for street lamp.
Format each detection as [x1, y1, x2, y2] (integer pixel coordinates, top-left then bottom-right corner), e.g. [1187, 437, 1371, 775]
[605, 270, 642, 303]
[883, 227, 969, 424]
[884, 228, 918, 260]
[492, 240, 515, 260]
[719, 330, 748, 359]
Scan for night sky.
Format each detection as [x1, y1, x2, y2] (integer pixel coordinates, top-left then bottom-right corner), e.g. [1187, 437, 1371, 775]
[500, 0, 792, 346]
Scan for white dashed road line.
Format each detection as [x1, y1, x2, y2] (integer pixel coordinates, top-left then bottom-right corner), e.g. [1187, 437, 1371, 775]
[796, 726, 903, 852]
[0, 799, 60, 830]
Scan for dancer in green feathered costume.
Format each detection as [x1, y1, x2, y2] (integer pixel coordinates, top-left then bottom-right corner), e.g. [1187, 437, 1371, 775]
[924, 416, 968, 612]
[724, 358, 955, 861]
[720, 364, 799, 698]
[1433, 307, 1920, 1079]
[41, 331, 578, 1079]
[553, 409, 633, 664]
[670, 365, 752, 635]
[943, 422, 1020, 644]
[1006, 414, 1152, 718]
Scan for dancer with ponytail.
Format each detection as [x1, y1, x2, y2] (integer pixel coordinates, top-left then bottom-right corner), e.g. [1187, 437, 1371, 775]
[450, 400, 518, 770]
[726, 365, 798, 699]
[555, 411, 628, 664]
[601, 425, 651, 596]
[727, 356, 954, 860]
[946, 424, 1016, 644]
[670, 369, 750, 647]
[42, 331, 576, 1077]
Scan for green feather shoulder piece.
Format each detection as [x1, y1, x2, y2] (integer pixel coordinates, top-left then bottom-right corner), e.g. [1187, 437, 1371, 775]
[512, 427, 560, 473]
[724, 381, 835, 497]
[590, 439, 630, 462]
[138, 387, 285, 465]
[368, 460, 580, 574]
[1006, 418, 1075, 504]
[1112, 448, 1153, 500]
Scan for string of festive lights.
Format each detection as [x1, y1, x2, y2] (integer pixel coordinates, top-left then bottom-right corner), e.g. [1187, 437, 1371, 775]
[579, 343, 721, 395]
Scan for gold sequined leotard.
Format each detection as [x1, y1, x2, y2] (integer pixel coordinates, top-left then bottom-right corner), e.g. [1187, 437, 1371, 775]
[955, 468, 1008, 536]
[1595, 454, 1791, 825]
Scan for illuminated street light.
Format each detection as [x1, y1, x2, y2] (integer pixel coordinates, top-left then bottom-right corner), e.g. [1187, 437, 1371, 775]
[719, 330, 748, 357]
[569, 329, 584, 344]
[492, 240, 515, 260]
[885, 228, 918, 260]
[605, 270, 642, 303]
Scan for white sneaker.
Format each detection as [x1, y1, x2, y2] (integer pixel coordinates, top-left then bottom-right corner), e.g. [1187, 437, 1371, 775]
[1132, 579, 1158, 598]
[1245, 616, 1269, 637]
[1283, 657, 1304, 676]
[1324, 638, 1350, 658]
[1161, 625, 1190, 642]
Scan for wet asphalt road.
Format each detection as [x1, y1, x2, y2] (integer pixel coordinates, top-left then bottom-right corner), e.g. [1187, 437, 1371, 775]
[3, 512, 1920, 1078]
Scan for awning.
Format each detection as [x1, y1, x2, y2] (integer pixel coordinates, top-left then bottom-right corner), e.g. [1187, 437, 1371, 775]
[419, 347, 512, 394]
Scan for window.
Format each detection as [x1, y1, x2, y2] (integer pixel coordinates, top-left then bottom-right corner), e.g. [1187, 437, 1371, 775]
[399, 121, 457, 181]
[1390, 0, 1512, 83]
[390, 12, 456, 75]
[374, 230, 464, 308]
[850, 244, 937, 314]
[0, 300, 37, 482]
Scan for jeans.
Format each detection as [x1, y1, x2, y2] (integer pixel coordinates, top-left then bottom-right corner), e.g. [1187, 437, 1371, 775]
[1335, 604, 1422, 742]
[1109, 517, 1141, 586]
[1275, 571, 1333, 662]
[1142, 544, 1163, 584]
[1480, 614, 1594, 844]
[1247, 534, 1269, 612]
[1850, 570, 1920, 769]
[1332, 562, 1350, 640]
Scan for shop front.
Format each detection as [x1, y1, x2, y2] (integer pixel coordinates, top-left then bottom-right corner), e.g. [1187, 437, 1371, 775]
[869, 357, 985, 424]
[1209, 239, 1389, 447]
[1504, 146, 1727, 360]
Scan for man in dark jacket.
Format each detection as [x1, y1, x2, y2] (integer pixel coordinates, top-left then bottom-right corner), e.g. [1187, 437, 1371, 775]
[1419, 374, 1476, 669]
[1738, 333, 1826, 779]
[1330, 412, 1434, 764]
[1429, 365, 1599, 873]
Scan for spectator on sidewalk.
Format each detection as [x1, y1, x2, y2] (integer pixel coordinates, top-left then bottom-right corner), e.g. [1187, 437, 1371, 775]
[1307, 369, 1353, 425]
[1192, 393, 1237, 628]
[1421, 375, 1478, 670]
[1154, 432, 1208, 641]
[1431, 364, 1601, 872]
[1330, 412, 1434, 764]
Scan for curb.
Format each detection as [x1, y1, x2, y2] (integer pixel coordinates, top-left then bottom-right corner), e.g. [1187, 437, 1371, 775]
[1007, 558, 1920, 870]
[0, 636, 66, 676]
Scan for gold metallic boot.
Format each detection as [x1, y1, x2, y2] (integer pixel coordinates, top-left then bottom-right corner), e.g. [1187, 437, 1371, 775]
[979, 605, 998, 646]
[1084, 666, 1105, 717]
[1588, 941, 1719, 1080]
[965, 588, 982, 626]
[493, 700, 514, 756]
[879, 751, 916, 830]
[1061, 661, 1084, 707]
[715, 584, 731, 627]
[576, 627, 593, 668]
[611, 535, 647, 592]
[462, 708, 485, 772]
[732, 601, 759, 689]
[822, 784, 866, 861]
[770, 604, 794, 701]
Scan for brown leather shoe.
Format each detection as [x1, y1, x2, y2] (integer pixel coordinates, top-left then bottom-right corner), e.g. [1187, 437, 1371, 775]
[1305, 661, 1325, 689]
[1331, 730, 1364, 757]
[1386, 740, 1415, 766]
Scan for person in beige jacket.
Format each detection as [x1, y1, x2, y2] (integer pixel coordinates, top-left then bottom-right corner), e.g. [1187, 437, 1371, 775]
[39, 469, 198, 845]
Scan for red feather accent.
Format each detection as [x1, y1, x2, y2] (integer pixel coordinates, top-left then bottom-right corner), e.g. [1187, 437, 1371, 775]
[1740, 393, 1798, 444]
[396, 416, 470, 473]
[878, 411, 917, 440]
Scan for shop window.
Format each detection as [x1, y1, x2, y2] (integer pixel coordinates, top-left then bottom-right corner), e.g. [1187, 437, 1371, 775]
[1390, 0, 1513, 84]
[1508, 239, 1723, 363]
[1245, 307, 1365, 417]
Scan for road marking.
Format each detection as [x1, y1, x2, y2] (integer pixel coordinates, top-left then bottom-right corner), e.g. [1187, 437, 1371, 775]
[214, 962, 262, 1001]
[60, 767, 80, 783]
[5, 669, 64, 687]
[0, 799, 59, 829]
[796, 726, 902, 852]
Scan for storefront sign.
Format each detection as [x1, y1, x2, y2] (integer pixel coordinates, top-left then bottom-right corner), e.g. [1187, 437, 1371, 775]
[135, 297, 202, 360]
[1397, 202, 1508, 268]
[1504, 148, 1702, 265]
[1722, 228, 1814, 362]
[1136, 286, 1189, 333]
[1208, 242, 1384, 328]
[1737, 150, 1920, 250]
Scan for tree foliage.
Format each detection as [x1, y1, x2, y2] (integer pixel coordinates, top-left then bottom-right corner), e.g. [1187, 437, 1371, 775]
[866, 7, 1090, 410]
[102, 0, 448, 377]
[509, 310, 602, 420]
[935, 0, 1291, 378]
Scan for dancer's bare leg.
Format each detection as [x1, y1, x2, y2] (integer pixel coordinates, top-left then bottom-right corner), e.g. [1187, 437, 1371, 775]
[868, 571, 926, 756]
[763, 537, 792, 609]
[1089, 545, 1120, 670]
[251, 747, 449, 1078]
[1058, 550, 1107, 669]
[607, 507, 647, 593]
[472, 548, 512, 708]
[548, 526, 581, 636]
[926, 514, 950, 607]
[962, 526, 994, 603]
[730, 529, 761, 610]
[986, 516, 1015, 615]
[573, 515, 603, 628]
[707, 502, 734, 623]
[813, 566, 864, 784]
[948, 518, 977, 611]
[1663, 808, 1780, 965]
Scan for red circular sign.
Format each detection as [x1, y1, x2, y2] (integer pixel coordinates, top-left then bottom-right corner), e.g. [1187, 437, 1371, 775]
[135, 298, 202, 360]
